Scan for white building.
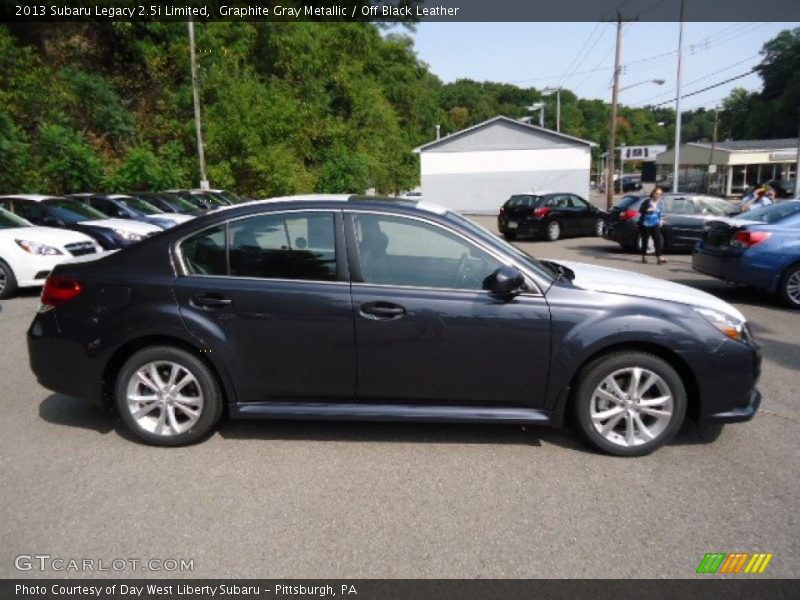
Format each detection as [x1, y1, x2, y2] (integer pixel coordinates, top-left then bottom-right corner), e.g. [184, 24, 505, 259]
[413, 116, 596, 214]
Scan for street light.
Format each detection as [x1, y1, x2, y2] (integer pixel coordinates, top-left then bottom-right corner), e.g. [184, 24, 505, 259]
[619, 78, 665, 92]
[606, 78, 665, 207]
[526, 103, 545, 127]
[542, 87, 562, 132]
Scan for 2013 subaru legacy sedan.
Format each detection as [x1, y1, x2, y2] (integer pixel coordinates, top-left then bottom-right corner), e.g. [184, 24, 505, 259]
[27, 195, 762, 456]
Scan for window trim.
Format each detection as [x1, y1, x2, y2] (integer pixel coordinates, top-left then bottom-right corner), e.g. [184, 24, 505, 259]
[344, 209, 544, 296]
[173, 208, 347, 284]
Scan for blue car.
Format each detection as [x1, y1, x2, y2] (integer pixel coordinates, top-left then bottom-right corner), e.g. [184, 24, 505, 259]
[693, 201, 800, 308]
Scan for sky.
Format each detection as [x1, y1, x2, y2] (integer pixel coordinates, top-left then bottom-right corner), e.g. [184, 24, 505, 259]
[409, 21, 798, 111]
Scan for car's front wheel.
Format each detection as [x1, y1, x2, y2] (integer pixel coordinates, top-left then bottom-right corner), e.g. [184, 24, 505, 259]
[778, 263, 800, 309]
[115, 346, 224, 446]
[573, 351, 687, 456]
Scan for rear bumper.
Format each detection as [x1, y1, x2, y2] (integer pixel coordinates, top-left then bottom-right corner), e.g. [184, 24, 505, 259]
[692, 248, 778, 292]
[498, 216, 546, 236]
[603, 221, 638, 247]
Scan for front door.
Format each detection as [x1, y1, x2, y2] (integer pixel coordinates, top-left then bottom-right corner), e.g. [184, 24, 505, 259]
[172, 210, 356, 402]
[346, 211, 551, 408]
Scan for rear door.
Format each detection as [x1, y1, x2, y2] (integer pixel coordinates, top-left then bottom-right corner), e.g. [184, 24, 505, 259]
[662, 196, 705, 249]
[172, 209, 357, 403]
[346, 210, 552, 407]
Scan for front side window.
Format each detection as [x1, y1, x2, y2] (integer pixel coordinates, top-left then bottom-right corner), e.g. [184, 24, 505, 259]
[353, 214, 502, 291]
[229, 212, 337, 281]
[569, 195, 590, 209]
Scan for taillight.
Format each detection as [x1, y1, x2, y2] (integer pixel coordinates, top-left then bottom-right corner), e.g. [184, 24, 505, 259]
[499, 207, 506, 216]
[619, 209, 638, 221]
[40, 276, 82, 309]
[731, 231, 771, 248]
[533, 207, 550, 217]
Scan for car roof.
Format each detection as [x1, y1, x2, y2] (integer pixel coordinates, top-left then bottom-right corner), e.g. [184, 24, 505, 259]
[0, 194, 63, 202]
[210, 194, 450, 216]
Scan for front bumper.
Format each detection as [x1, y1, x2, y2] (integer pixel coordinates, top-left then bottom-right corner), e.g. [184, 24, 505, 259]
[704, 388, 762, 424]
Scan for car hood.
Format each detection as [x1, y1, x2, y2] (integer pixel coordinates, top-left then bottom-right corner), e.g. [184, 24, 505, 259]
[83, 218, 162, 234]
[1, 226, 98, 248]
[553, 260, 746, 322]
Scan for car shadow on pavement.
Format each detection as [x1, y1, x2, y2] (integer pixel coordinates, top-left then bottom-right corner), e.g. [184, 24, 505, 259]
[38, 395, 731, 453]
[38, 393, 145, 444]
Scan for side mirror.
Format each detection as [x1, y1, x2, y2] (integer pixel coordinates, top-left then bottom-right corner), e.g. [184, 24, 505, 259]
[483, 266, 526, 298]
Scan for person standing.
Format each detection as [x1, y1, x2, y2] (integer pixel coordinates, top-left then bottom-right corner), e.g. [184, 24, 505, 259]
[638, 187, 667, 264]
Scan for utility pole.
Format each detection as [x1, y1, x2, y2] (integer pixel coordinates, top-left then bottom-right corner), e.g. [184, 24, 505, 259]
[707, 106, 720, 193]
[606, 15, 624, 209]
[672, 0, 685, 193]
[188, 19, 208, 190]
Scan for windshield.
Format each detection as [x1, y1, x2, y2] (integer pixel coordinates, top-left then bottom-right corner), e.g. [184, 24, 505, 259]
[505, 195, 541, 208]
[445, 212, 556, 283]
[43, 199, 106, 223]
[701, 197, 737, 215]
[736, 201, 800, 224]
[0, 207, 30, 228]
[120, 196, 164, 214]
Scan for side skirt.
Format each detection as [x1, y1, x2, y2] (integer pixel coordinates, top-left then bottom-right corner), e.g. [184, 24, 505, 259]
[231, 401, 553, 425]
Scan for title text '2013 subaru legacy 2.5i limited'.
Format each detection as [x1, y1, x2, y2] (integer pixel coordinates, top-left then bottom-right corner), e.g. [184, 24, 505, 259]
[27, 196, 762, 456]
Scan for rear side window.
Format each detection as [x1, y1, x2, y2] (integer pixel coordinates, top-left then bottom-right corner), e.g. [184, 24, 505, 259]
[229, 212, 337, 281]
[181, 225, 227, 276]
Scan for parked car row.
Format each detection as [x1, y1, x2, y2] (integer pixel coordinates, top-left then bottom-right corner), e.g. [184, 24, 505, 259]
[0, 189, 243, 298]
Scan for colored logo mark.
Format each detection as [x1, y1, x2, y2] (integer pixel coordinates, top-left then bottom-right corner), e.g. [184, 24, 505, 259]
[696, 552, 773, 574]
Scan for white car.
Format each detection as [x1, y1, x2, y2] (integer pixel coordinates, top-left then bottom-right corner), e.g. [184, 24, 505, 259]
[0, 207, 104, 299]
[0, 195, 163, 250]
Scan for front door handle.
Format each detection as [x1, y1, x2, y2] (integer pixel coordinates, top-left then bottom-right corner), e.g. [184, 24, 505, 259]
[190, 293, 232, 310]
[360, 301, 406, 320]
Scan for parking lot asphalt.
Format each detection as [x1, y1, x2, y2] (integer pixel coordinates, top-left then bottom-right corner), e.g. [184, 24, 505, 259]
[1, 219, 798, 579]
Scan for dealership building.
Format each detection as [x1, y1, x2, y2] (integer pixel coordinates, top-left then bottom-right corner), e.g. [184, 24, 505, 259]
[414, 116, 595, 213]
[656, 138, 799, 197]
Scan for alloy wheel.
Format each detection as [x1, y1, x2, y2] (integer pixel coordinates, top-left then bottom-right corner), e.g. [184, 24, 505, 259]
[589, 367, 674, 448]
[786, 270, 800, 306]
[0, 268, 6, 293]
[126, 361, 204, 436]
[595, 219, 604, 236]
[548, 221, 560, 241]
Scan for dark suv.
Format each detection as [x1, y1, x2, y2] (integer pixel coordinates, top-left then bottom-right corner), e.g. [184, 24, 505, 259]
[28, 196, 761, 456]
[498, 193, 606, 241]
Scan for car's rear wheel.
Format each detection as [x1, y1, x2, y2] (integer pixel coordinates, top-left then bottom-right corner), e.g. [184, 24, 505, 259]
[573, 352, 687, 456]
[546, 220, 561, 241]
[779, 263, 800, 309]
[503, 231, 517, 241]
[115, 346, 223, 446]
[0, 259, 18, 299]
[594, 218, 605, 237]
[637, 233, 656, 255]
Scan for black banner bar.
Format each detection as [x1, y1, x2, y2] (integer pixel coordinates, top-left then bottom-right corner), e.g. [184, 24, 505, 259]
[3, 0, 800, 23]
[4, 579, 800, 600]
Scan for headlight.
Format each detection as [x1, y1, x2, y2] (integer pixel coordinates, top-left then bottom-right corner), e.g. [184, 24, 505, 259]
[694, 307, 746, 342]
[15, 240, 64, 256]
[112, 229, 143, 242]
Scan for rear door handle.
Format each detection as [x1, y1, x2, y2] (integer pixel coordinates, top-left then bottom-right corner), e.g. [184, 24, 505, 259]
[190, 293, 232, 309]
[360, 301, 406, 320]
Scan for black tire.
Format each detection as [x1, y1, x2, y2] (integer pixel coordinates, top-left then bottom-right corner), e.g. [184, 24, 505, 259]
[545, 220, 561, 242]
[778, 263, 800, 309]
[572, 351, 687, 457]
[0, 259, 19, 300]
[503, 231, 517, 241]
[115, 345, 224, 446]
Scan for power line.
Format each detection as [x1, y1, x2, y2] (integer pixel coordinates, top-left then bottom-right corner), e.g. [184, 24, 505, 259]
[556, 22, 604, 88]
[647, 70, 756, 107]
